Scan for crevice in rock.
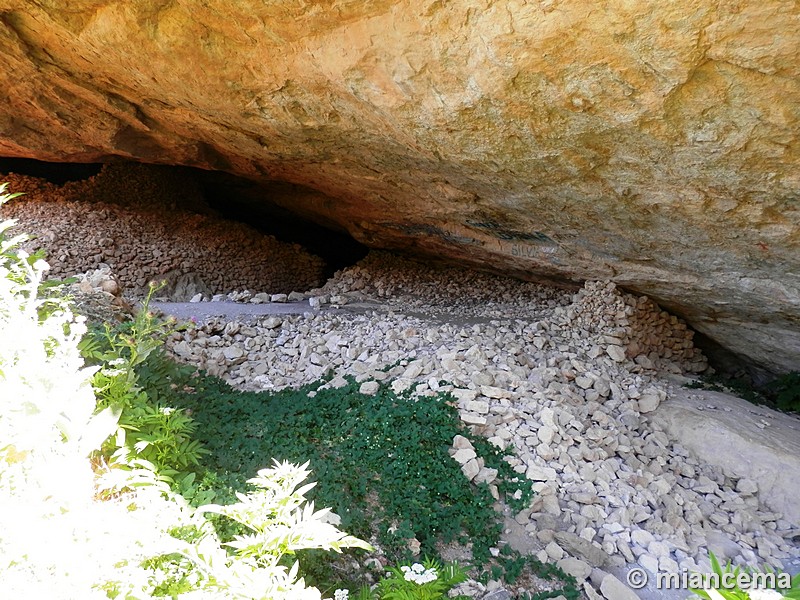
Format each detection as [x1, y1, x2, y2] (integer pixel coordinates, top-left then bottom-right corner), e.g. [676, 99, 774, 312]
[0, 157, 102, 184]
[195, 171, 369, 280]
[691, 330, 774, 386]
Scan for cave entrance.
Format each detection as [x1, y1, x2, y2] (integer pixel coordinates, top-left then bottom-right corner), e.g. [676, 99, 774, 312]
[0, 158, 368, 283]
[196, 171, 368, 280]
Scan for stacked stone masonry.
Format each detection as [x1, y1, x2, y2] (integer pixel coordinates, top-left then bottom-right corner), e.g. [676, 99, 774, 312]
[0, 165, 324, 299]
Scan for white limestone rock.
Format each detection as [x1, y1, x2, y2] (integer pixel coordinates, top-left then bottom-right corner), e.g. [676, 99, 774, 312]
[461, 458, 481, 481]
[452, 448, 478, 465]
[556, 557, 592, 583]
[599, 574, 641, 600]
[359, 380, 380, 395]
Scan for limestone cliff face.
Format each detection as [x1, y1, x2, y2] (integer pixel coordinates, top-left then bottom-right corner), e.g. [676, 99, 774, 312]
[0, 1, 798, 372]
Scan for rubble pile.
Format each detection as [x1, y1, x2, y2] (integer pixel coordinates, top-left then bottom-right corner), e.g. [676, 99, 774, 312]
[0, 166, 324, 299]
[163, 253, 796, 600]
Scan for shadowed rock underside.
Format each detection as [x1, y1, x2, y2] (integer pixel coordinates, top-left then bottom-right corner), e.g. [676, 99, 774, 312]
[0, 1, 798, 372]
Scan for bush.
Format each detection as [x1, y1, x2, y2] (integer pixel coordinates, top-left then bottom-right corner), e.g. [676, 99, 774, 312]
[0, 183, 180, 597]
[79, 289, 205, 480]
[364, 559, 468, 600]
[0, 183, 369, 599]
[768, 371, 800, 413]
[191, 460, 373, 599]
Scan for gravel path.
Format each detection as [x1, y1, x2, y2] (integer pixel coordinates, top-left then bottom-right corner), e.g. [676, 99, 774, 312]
[151, 299, 322, 320]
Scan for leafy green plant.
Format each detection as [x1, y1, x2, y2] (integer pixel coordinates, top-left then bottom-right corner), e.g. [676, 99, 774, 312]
[186, 460, 373, 599]
[0, 186, 184, 597]
[690, 552, 800, 600]
[78, 284, 204, 478]
[95, 461, 375, 600]
[175, 471, 218, 507]
[353, 558, 468, 600]
[768, 371, 800, 413]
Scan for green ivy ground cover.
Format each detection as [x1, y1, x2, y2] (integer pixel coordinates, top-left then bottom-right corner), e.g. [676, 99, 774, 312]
[176, 375, 532, 565]
[174, 373, 582, 598]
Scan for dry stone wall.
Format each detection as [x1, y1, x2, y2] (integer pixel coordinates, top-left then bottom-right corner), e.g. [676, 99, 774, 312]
[0, 165, 324, 299]
[566, 281, 707, 375]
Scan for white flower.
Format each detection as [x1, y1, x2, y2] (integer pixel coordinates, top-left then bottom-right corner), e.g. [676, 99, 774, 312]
[334, 589, 349, 600]
[748, 590, 784, 600]
[401, 563, 438, 585]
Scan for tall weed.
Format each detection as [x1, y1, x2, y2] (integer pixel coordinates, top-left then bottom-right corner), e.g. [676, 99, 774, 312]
[78, 284, 204, 478]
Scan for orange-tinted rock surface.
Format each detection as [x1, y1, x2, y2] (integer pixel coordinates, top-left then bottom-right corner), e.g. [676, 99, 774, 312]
[0, 1, 798, 371]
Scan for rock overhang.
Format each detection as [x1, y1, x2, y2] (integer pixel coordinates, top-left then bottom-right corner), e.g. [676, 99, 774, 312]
[0, 0, 798, 373]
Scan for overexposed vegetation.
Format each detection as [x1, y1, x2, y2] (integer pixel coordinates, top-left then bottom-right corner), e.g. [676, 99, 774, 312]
[0, 183, 368, 599]
[0, 183, 180, 597]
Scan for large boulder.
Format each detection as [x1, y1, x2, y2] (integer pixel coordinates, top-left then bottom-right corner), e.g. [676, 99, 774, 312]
[652, 387, 800, 525]
[0, 1, 798, 371]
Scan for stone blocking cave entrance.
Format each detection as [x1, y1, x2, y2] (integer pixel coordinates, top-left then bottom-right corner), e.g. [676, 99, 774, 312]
[0, 157, 368, 283]
[0, 157, 781, 382]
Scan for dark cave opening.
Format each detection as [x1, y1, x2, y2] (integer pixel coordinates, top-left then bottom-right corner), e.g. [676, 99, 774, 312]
[195, 171, 369, 280]
[0, 157, 368, 280]
[0, 157, 103, 184]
